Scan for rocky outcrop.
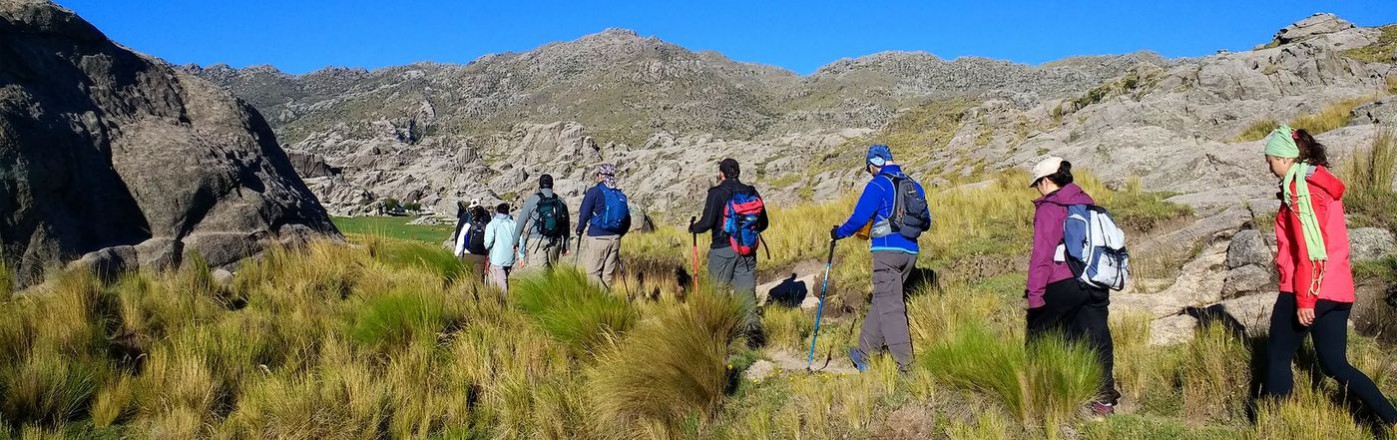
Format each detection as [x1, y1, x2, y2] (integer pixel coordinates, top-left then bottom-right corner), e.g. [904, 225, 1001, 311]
[1271, 13, 1356, 46]
[0, 0, 338, 285]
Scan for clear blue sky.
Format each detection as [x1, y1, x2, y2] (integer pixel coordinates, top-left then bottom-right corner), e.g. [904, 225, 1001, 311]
[57, 0, 1397, 75]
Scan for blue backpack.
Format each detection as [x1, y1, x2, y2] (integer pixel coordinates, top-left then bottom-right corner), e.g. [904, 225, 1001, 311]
[722, 192, 765, 256]
[590, 185, 630, 232]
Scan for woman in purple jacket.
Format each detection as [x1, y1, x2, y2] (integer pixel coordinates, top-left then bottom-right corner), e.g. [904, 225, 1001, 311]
[1026, 157, 1120, 415]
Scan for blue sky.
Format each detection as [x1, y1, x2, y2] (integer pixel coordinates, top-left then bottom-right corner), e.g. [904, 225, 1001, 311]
[57, 0, 1397, 75]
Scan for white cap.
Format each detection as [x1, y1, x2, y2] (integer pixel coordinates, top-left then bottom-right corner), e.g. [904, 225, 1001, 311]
[1030, 156, 1064, 187]
[468, 198, 481, 208]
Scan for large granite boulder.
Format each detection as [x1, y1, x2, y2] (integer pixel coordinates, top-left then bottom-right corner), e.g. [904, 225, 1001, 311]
[0, 0, 338, 285]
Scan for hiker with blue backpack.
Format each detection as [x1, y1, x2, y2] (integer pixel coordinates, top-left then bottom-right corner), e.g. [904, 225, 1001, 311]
[513, 174, 571, 274]
[1025, 156, 1123, 415]
[829, 145, 930, 373]
[689, 158, 769, 301]
[576, 163, 632, 288]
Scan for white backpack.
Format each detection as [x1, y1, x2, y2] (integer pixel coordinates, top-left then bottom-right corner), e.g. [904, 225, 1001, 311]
[1054, 205, 1129, 290]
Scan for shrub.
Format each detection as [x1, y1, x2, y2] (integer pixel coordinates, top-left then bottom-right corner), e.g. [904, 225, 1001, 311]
[586, 293, 750, 437]
[511, 268, 637, 357]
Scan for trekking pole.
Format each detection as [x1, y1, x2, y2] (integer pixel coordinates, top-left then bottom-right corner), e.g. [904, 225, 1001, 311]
[689, 216, 699, 293]
[806, 238, 837, 371]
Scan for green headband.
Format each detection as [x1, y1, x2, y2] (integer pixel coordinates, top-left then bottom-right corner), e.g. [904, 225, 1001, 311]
[1265, 124, 1300, 158]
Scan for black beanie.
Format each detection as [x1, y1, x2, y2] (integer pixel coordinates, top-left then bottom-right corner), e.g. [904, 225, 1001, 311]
[719, 158, 740, 179]
[539, 174, 554, 189]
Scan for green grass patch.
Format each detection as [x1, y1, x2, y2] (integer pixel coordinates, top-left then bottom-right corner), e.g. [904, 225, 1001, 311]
[332, 216, 454, 243]
[370, 239, 465, 281]
[1343, 25, 1397, 64]
[1342, 128, 1397, 231]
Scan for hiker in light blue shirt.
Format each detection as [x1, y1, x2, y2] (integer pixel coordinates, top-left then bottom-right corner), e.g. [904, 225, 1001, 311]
[483, 203, 518, 294]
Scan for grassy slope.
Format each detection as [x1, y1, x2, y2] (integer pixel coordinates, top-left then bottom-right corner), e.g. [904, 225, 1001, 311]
[8, 164, 1394, 439]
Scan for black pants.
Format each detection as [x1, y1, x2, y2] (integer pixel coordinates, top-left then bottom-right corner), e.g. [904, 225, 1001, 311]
[1264, 293, 1397, 424]
[1027, 279, 1119, 403]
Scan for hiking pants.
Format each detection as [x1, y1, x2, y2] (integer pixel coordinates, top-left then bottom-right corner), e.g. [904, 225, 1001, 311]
[488, 264, 511, 295]
[1027, 279, 1118, 403]
[1264, 294, 1397, 424]
[857, 251, 916, 372]
[582, 235, 621, 288]
[519, 236, 562, 275]
[708, 246, 756, 300]
[460, 254, 487, 284]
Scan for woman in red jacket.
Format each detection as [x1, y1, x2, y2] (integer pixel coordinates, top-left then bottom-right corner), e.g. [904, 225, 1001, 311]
[1262, 125, 1397, 424]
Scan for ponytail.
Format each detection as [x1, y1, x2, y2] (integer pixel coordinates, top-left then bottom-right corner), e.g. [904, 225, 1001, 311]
[1294, 129, 1330, 168]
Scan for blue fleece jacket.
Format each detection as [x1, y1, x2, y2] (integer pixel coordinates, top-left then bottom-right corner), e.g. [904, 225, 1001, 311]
[834, 165, 921, 254]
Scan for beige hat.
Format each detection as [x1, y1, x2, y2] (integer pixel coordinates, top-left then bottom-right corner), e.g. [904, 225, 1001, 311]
[1029, 156, 1064, 187]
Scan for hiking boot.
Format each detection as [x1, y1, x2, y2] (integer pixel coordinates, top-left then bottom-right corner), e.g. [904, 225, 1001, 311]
[848, 348, 868, 373]
[1089, 401, 1116, 416]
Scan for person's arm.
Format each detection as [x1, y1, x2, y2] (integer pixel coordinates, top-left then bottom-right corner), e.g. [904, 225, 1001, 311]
[513, 195, 537, 244]
[834, 181, 883, 239]
[454, 221, 469, 256]
[690, 188, 722, 234]
[485, 219, 497, 251]
[576, 187, 597, 235]
[1026, 205, 1064, 309]
[1274, 207, 1296, 294]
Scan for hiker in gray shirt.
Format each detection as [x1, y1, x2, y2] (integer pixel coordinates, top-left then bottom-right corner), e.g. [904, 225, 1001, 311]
[513, 174, 571, 274]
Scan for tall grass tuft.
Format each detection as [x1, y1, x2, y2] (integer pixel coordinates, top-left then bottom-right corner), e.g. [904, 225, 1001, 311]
[0, 348, 109, 428]
[1178, 323, 1252, 422]
[0, 260, 12, 301]
[586, 292, 750, 437]
[1252, 385, 1372, 440]
[921, 322, 1101, 438]
[512, 268, 638, 357]
[1341, 128, 1397, 230]
[347, 288, 456, 352]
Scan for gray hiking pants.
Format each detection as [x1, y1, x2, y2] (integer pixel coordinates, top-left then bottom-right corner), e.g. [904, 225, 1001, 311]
[857, 251, 916, 371]
[708, 246, 756, 299]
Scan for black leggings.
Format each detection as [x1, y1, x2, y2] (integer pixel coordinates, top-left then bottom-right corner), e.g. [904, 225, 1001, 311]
[1264, 293, 1397, 424]
[1027, 279, 1119, 403]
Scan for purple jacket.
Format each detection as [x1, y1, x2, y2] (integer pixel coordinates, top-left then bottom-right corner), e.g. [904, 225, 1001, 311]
[1026, 183, 1095, 308]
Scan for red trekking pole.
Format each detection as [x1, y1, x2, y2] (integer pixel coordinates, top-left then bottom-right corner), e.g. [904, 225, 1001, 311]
[689, 216, 699, 293]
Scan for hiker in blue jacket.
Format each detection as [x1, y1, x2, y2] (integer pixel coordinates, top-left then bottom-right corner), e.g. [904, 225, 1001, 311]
[576, 163, 631, 287]
[830, 145, 925, 373]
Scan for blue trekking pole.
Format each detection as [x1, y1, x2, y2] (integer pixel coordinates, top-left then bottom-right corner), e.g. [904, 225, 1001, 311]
[806, 238, 837, 371]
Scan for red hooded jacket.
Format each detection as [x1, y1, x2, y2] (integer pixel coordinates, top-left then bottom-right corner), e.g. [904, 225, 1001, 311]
[1275, 166, 1355, 309]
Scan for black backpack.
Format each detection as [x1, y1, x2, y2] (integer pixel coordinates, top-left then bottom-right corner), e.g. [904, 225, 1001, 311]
[535, 193, 567, 238]
[887, 175, 931, 240]
[467, 215, 489, 255]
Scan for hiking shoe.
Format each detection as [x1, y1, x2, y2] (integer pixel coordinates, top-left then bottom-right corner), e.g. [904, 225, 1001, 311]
[848, 348, 868, 373]
[1089, 401, 1116, 416]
